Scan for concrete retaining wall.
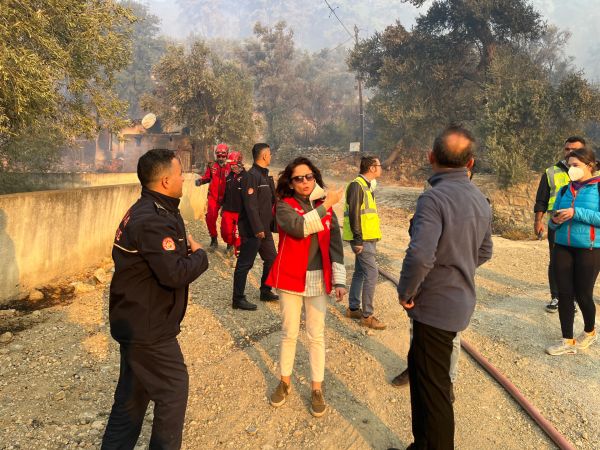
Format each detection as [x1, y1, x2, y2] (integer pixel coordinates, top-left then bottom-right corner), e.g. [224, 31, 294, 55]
[0, 176, 207, 304]
[0, 172, 141, 195]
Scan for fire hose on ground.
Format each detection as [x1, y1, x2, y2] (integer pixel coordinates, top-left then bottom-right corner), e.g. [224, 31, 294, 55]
[377, 268, 576, 450]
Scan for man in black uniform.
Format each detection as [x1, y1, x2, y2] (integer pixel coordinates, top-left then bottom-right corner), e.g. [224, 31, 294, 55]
[102, 149, 209, 450]
[232, 143, 278, 310]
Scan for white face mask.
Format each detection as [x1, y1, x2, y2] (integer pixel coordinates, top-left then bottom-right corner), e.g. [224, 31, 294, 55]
[309, 182, 325, 201]
[568, 166, 585, 181]
[370, 179, 378, 192]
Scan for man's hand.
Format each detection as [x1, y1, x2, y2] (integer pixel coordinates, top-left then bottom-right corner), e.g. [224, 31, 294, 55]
[399, 296, 414, 310]
[351, 245, 363, 254]
[334, 287, 347, 303]
[187, 234, 202, 253]
[534, 220, 545, 236]
[255, 231, 265, 239]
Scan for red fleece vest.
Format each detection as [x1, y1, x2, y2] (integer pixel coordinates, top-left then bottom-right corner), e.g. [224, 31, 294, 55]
[266, 197, 333, 293]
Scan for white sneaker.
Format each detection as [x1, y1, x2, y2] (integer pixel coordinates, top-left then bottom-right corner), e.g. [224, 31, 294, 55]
[546, 298, 559, 313]
[545, 339, 577, 356]
[575, 330, 597, 349]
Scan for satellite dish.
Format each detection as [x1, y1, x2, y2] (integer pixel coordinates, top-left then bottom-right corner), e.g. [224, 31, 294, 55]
[141, 113, 157, 130]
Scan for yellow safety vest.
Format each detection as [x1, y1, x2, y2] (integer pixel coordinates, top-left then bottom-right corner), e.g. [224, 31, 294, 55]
[546, 164, 570, 211]
[342, 176, 382, 241]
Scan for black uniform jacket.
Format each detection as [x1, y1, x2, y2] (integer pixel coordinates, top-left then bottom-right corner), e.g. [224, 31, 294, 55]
[222, 170, 244, 213]
[109, 187, 209, 345]
[238, 164, 276, 237]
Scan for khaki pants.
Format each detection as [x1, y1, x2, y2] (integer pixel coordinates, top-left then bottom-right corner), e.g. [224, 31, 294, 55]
[278, 291, 327, 383]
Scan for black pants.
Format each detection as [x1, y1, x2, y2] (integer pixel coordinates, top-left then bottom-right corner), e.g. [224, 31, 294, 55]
[547, 228, 559, 299]
[553, 244, 600, 338]
[408, 320, 456, 450]
[102, 339, 189, 450]
[232, 233, 276, 300]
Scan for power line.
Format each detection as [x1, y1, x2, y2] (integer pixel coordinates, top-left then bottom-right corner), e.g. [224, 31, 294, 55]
[323, 0, 354, 40]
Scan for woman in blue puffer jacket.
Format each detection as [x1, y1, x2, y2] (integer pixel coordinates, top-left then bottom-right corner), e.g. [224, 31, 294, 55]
[546, 147, 599, 355]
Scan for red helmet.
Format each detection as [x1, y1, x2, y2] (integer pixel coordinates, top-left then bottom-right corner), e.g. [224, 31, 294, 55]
[215, 143, 229, 158]
[227, 151, 242, 164]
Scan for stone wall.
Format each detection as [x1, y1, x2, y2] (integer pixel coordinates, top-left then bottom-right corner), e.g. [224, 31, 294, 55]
[0, 176, 207, 304]
[473, 173, 538, 230]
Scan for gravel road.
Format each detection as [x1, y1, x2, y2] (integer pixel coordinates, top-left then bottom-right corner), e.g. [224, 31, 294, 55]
[0, 178, 598, 450]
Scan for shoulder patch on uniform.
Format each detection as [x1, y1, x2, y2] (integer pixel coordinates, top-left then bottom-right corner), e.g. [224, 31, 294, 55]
[248, 188, 254, 195]
[162, 237, 176, 251]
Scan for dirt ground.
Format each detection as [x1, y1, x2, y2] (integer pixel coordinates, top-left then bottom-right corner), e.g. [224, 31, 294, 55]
[1, 178, 599, 450]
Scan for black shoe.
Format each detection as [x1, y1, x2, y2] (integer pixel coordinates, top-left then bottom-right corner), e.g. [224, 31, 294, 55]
[450, 383, 455, 404]
[209, 237, 218, 249]
[391, 368, 409, 387]
[260, 290, 279, 302]
[232, 298, 257, 310]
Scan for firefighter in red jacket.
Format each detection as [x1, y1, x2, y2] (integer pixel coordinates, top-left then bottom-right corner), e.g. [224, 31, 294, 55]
[221, 151, 244, 257]
[196, 143, 231, 249]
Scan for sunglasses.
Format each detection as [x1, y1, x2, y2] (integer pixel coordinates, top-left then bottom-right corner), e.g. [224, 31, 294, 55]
[291, 173, 315, 183]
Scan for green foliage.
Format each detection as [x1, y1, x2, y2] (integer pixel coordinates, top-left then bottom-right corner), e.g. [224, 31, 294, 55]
[114, 1, 167, 118]
[350, 0, 600, 186]
[141, 41, 256, 156]
[0, 0, 135, 170]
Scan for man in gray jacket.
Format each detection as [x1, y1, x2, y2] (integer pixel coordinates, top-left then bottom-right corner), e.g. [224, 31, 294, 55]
[397, 125, 493, 450]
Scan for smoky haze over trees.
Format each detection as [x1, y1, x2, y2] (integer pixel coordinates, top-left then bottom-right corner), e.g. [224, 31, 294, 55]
[1, 0, 600, 186]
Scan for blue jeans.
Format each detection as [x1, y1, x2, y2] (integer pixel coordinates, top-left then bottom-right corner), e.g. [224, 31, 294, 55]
[348, 241, 378, 317]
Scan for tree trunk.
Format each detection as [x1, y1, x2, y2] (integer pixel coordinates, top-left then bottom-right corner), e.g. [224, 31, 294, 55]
[383, 138, 404, 169]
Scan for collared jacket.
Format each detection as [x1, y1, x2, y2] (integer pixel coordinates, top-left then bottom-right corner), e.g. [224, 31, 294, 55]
[238, 163, 276, 237]
[109, 187, 209, 345]
[397, 169, 493, 332]
[222, 169, 245, 213]
[549, 178, 600, 249]
[196, 161, 230, 204]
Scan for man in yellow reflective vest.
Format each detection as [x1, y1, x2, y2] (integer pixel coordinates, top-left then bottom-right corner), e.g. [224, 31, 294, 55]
[342, 155, 386, 330]
[534, 136, 586, 312]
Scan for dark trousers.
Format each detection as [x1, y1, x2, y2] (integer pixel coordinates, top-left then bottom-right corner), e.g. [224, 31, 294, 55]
[232, 233, 276, 300]
[408, 320, 456, 450]
[547, 228, 559, 299]
[553, 244, 600, 338]
[102, 339, 189, 450]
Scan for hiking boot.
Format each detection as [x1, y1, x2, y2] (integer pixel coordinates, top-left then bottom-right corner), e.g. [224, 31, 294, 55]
[260, 290, 279, 302]
[269, 380, 290, 407]
[545, 338, 577, 356]
[545, 298, 558, 313]
[575, 329, 597, 349]
[360, 315, 387, 330]
[391, 368, 409, 387]
[232, 297, 257, 311]
[310, 389, 327, 417]
[209, 236, 218, 250]
[345, 308, 362, 319]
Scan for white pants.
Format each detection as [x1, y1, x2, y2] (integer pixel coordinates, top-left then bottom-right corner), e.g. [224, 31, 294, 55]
[278, 291, 327, 383]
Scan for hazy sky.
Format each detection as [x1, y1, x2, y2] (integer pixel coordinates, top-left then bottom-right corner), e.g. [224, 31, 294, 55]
[145, 0, 600, 79]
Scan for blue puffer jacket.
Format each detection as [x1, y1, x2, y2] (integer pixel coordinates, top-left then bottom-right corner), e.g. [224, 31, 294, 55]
[549, 178, 600, 249]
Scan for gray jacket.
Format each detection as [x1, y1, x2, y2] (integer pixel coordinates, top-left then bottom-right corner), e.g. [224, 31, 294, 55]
[397, 168, 493, 332]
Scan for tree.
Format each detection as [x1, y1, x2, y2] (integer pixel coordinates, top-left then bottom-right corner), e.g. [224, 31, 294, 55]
[0, 0, 135, 170]
[141, 41, 256, 161]
[114, 1, 167, 118]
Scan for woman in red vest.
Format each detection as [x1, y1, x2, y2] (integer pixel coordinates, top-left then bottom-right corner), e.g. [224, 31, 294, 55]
[266, 157, 346, 417]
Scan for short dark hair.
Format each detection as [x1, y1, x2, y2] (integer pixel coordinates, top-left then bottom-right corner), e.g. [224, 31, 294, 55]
[276, 157, 325, 199]
[252, 143, 270, 161]
[564, 136, 586, 146]
[566, 147, 599, 170]
[359, 155, 379, 174]
[137, 148, 176, 187]
[432, 125, 475, 168]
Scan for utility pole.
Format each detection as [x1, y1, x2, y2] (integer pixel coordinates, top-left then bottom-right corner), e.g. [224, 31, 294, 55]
[354, 25, 365, 153]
